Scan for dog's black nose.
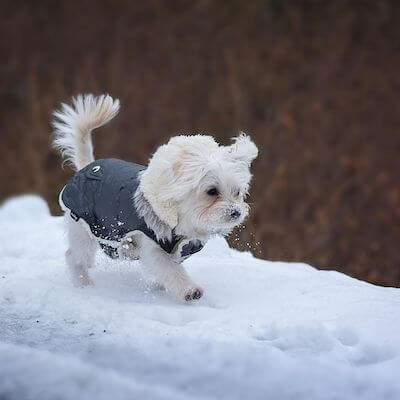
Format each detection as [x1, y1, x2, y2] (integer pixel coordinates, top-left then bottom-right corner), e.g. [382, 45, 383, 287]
[230, 209, 241, 219]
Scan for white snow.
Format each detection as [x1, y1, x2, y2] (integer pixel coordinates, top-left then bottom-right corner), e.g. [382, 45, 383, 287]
[0, 195, 399, 400]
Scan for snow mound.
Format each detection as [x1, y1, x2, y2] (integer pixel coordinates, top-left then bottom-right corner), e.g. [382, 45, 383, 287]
[0, 195, 399, 400]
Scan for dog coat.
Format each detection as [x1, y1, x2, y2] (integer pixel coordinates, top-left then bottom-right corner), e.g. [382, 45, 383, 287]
[59, 158, 204, 261]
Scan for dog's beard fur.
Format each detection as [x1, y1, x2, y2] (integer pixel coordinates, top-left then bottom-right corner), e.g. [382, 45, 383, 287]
[138, 133, 258, 240]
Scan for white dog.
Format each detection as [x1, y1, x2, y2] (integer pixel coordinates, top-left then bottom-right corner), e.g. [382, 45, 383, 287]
[53, 94, 258, 301]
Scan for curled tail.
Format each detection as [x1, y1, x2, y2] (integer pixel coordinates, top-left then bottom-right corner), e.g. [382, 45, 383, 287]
[52, 94, 120, 170]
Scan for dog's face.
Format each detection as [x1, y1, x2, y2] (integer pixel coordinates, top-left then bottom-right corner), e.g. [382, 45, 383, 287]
[140, 133, 258, 238]
[169, 134, 258, 236]
[177, 162, 252, 236]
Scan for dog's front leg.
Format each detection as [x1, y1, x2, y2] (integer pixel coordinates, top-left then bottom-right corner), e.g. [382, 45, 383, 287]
[138, 235, 203, 301]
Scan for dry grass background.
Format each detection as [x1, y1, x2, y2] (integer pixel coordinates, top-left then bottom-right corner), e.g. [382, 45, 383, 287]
[1, 0, 400, 286]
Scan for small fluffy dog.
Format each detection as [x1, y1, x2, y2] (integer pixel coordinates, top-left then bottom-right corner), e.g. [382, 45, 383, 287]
[53, 94, 258, 301]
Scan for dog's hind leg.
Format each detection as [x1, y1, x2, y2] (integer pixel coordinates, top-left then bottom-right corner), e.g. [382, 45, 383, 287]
[64, 216, 97, 287]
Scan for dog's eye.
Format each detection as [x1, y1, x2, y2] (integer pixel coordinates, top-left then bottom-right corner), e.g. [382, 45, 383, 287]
[235, 190, 240, 197]
[207, 188, 219, 196]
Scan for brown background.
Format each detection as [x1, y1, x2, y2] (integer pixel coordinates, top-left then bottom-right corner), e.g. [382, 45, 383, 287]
[1, 0, 400, 286]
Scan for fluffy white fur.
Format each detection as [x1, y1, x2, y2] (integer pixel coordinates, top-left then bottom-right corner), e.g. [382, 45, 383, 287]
[53, 94, 120, 170]
[53, 94, 258, 301]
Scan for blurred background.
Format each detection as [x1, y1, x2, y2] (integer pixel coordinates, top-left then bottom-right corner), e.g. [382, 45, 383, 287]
[1, 0, 399, 286]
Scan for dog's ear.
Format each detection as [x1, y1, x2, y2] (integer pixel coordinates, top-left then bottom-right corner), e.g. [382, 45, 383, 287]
[172, 160, 184, 176]
[140, 135, 219, 228]
[226, 133, 258, 166]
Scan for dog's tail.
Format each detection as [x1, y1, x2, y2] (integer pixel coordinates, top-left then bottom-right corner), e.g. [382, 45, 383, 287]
[52, 94, 120, 170]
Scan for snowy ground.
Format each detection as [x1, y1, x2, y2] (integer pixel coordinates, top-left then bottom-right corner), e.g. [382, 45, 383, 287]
[0, 195, 399, 400]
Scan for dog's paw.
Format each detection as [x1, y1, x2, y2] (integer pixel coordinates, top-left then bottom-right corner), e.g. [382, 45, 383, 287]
[118, 236, 139, 259]
[80, 275, 94, 287]
[71, 273, 94, 288]
[184, 287, 203, 301]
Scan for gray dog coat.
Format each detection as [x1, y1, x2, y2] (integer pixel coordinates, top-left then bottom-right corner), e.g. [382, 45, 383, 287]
[59, 158, 204, 260]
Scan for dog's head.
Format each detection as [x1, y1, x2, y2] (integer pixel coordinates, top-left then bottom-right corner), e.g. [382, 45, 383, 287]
[139, 133, 258, 238]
